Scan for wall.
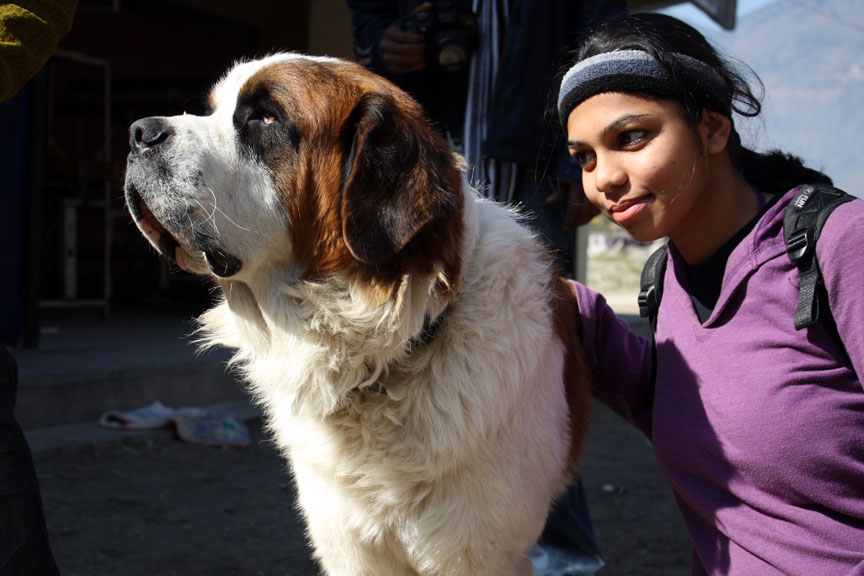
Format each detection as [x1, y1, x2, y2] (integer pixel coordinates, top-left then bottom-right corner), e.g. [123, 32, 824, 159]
[308, 0, 355, 59]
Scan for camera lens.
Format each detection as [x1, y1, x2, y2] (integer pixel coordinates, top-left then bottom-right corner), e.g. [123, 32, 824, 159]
[438, 44, 468, 72]
[434, 28, 471, 73]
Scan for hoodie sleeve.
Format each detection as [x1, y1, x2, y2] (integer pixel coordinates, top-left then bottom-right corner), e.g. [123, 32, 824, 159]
[569, 280, 656, 438]
[816, 197, 864, 385]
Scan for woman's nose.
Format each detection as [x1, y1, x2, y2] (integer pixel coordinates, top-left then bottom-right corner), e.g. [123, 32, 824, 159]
[593, 154, 627, 194]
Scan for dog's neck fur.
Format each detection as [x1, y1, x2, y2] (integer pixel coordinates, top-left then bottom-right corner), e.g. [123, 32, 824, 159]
[196, 181, 480, 417]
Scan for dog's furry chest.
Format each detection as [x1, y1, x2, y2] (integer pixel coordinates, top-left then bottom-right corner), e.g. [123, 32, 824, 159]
[189, 196, 580, 574]
[203, 198, 565, 478]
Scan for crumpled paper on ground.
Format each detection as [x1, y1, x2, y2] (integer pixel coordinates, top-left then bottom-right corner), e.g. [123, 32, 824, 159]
[99, 401, 251, 449]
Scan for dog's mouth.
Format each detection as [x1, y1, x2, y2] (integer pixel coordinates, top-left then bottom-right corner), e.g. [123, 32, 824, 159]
[126, 184, 243, 278]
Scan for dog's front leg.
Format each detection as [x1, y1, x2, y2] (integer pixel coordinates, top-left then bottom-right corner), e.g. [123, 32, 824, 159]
[305, 518, 416, 576]
[292, 462, 414, 575]
[513, 555, 535, 576]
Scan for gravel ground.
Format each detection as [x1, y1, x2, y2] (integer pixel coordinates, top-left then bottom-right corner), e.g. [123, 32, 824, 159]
[35, 400, 691, 576]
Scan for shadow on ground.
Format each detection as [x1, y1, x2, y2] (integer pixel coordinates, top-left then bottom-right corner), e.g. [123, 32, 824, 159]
[34, 399, 690, 576]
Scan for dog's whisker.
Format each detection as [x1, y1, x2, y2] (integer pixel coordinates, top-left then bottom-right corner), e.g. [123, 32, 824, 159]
[183, 199, 195, 233]
[193, 197, 221, 237]
[205, 187, 252, 232]
[194, 196, 217, 225]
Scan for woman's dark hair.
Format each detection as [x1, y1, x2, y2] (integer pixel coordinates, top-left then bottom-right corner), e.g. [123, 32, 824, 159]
[570, 13, 831, 192]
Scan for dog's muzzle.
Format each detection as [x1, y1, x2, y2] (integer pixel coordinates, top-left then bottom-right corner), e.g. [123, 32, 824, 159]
[125, 117, 243, 278]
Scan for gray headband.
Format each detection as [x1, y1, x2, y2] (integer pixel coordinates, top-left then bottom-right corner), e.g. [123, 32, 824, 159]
[557, 49, 729, 124]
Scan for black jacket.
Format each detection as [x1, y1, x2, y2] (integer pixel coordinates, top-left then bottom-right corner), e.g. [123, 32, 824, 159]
[347, 0, 626, 182]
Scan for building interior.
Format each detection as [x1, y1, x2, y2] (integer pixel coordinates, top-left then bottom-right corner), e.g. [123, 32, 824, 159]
[0, 0, 727, 347]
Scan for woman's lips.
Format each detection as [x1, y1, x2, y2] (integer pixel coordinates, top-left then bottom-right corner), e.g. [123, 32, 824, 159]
[610, 195, 652, 225]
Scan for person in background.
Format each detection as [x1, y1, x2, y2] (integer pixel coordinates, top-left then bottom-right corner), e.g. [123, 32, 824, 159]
[348, 0, 625, 274]
[559, 12, 864, 575]
[1, 1, 79, 574]
[347, 2, 625, 574]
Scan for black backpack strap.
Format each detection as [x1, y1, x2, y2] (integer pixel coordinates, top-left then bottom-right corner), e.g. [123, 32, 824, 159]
[783, 184, 855, 330]
[638, 244, 668, 333]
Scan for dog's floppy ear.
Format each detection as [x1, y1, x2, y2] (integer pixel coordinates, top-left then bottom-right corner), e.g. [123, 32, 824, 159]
[341, 92, 458, 264]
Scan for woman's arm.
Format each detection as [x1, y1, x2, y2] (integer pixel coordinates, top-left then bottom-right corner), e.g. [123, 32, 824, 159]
[569, 280, 656, 437]
[816, 198, 864, 384]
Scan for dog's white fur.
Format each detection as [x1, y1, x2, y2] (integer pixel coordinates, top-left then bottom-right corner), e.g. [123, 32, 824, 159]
[124, 53, 587, 576]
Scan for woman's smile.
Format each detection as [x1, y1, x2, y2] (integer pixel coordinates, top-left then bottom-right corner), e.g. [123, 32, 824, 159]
[609, 194, 654, 224]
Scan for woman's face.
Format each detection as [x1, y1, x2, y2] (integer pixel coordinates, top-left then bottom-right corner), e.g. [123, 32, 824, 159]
[566, 92, 711, 243]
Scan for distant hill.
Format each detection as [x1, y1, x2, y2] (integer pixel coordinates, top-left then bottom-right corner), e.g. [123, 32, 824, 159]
[674, 0, 864, 195]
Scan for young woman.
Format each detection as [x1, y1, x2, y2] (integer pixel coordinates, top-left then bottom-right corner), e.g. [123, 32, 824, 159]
[557, 13, 864, 575]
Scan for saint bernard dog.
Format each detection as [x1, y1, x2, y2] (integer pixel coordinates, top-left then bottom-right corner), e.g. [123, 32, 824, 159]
[124, 53, 591, 576]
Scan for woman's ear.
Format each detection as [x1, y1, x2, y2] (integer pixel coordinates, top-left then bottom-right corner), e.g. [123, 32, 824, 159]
[700, 108, 732, 155]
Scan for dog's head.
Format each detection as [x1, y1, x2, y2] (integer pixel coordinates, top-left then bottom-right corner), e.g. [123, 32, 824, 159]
[124, 53, 464, 296]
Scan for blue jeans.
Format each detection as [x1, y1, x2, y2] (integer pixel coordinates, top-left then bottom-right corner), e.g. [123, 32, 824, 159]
[533, 478, 605, 575]
[0, 347, 60, 576]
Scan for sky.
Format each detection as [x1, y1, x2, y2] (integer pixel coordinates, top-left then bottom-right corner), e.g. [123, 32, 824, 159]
[662, 0, 779, 26]
[658, 0, 864, 195]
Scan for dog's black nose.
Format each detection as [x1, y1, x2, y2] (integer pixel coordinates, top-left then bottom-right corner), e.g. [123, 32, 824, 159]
[129, 117, 173, 153]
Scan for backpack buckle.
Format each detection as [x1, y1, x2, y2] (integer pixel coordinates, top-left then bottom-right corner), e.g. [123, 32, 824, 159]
[786, 228, 814, 263]
[638, 286, 658, 319]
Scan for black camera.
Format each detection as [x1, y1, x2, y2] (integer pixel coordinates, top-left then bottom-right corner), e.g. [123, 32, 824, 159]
[401, 0, 478, 73]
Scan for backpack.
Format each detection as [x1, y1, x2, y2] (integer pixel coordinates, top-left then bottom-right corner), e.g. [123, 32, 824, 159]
[637, 183, 856, 334]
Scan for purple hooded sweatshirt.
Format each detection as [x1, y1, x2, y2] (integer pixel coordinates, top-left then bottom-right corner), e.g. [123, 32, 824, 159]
[571, 186, 864, 575]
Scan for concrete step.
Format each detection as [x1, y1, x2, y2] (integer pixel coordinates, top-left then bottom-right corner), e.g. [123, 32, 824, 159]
[9, 305, 249, 429]
[9, 305, 652, 431]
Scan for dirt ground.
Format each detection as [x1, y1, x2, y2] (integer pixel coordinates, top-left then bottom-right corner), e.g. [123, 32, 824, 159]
[35, 400, 691, 576]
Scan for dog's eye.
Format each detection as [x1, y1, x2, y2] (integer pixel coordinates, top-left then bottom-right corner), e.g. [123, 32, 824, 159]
[234, 97, 299, 157]
[250, 108, 279, 126]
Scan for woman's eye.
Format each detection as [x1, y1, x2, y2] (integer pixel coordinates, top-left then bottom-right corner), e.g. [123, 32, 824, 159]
[618, 130, 646, 148]
[571, 150, 596, 170]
